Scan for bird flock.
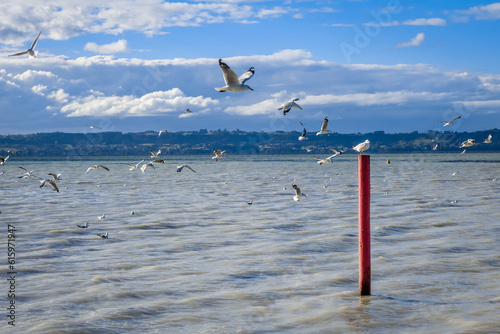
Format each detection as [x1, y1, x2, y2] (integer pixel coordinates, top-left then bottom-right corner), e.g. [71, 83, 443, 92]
[3, 32, 496, 214]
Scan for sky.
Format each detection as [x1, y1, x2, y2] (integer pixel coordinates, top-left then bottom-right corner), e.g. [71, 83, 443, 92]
[1, 0, 500, 135]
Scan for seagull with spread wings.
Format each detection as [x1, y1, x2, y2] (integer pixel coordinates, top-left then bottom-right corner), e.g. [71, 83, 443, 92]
[292, 184, 307, 201]
[212, 150, 227, 161]
[278, 98, 302, 115]
[9, 31, 42, 58]
[215, 59, 254, 92]
[123, 159, 145, 171]
[39, 179, 59, 192]
[316, 117, 331, 135]
[150, 149, 161, 158]
[314, 147, 346, 165]
[177, 165, 196, 173]
[298, 128, 308, 141]
[438, 115, 461, 127]
[85, 165, 110, 174]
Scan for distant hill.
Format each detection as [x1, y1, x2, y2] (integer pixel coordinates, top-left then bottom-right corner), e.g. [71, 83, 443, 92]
[0, 129, 499, 156]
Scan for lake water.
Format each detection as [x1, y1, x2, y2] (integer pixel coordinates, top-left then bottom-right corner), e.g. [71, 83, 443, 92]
[1, 153, 499, 333]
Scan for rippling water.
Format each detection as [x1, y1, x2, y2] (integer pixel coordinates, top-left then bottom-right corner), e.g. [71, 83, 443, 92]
[1, 153, 499, 333]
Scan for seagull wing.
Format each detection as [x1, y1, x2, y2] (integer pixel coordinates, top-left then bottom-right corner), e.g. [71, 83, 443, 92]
[31, 31, 42, 50]
[320, 117, 329, 132]
[301, 128, 307, 137]
[185, 165, 196, 173]
[47, 180, 59, 192]
[219, 59, 240, 86]
[8, 51, 28, 57]
[19, 166, 29, 173]
[152, 159, 165, 164]
[238, 67, 255, 85]
[451, 115, 462, 122]
[98, 165, 109, 171]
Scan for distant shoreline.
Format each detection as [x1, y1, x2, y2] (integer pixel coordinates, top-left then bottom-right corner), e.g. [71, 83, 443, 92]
[1, 129, 498, 156]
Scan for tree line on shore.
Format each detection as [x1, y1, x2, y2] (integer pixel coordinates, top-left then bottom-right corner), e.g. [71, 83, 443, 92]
[0, 128, 498, 157]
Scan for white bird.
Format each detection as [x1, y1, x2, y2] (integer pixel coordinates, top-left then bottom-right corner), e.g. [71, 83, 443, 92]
[177, 165, 196, 173]
[39, 179, 59, 192]
[98, 214, 106, 219]
[438, 115, 461, 127]
[316, 117, 331, 135]
[314, 148, 345, 164]
[459, 139, 475, 148]
[292, 184, 307, 201]
[8, 31, 42, 58]
[158, 129, 168, 137]
[85, 165, 110, 174]
[484, 134, 492, 144]
[150, 149, 161, 158]
[352, 140, 370, 154]
[212, 150, 227, 161]
[140, 160, 164, 173]
[77, 222, 89, 229]
[215, 59, 254, 92]
[18, 166, 36, 178]
[48, 173, 62, 182]
[461, 149, 467, 154]
[278, 98, 302, 115]
[452, 171, 459, 176]
[0, 155, 11, 166]
[122, 159, 144, 171]
[433, 144, 438, 151]
[298, 128, 308, 141]
[87, 124, 101, 129]
[97, 232, 108, 239]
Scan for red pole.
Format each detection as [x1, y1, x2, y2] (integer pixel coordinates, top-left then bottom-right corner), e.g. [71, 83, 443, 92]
[358, 155, 371, 295]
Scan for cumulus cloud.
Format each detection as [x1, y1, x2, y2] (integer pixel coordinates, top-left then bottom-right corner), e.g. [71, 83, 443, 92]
[60, 88, 218, 117]
[84, 39, 131, 54]
[394, 33, 425, 49]
[0, 0, 286, 44]
[0, 49, 499, 134]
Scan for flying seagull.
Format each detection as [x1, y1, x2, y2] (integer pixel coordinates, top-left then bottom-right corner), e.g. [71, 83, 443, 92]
[212, 150, 227, 161]
[185, 108, 192, 113]
[352, 140, 370, 154]
[314, 148, 345, 165]
[150, 149, 161, 158]
[438, 115, 462, 127]
[177, 165, 196, 173]
[459, 139, 475, 148]
[0, 155, 11, 166]
[316, 117, 331, 135]
[278, 98, 302, 115]
[140, 160, 164, 173]
[18, 166, 37, 178]
[298, 128, 308, 141]
[9, 31, 42, 58]
[158, 129, 168, 137]
[85, 165, 110, 174]
[87, 124, 101, 129]
[484, 134, 492, 144]
[48, 173, 62, 182]
[215, 59, 254, 92]
[39, 179, 59, 192]
[292, 184, 307, 201]
[123, 159, 145, 171]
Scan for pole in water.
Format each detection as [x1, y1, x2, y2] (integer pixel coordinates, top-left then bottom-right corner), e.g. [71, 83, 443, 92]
[358, 154, 371, 295]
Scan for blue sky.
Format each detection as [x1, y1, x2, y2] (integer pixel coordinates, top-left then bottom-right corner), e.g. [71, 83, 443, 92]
[1, 0, 500, 135]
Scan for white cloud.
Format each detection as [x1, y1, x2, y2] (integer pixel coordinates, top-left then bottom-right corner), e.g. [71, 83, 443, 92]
[84, 39, 131, 54]
[394, 33, 425, 49]
[0, 49, 499, 133]
[403, 18, 447, 26]
[60, 88, 218, 117]
[365, 18, 446, 27]
[455, 3, 500, 20]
